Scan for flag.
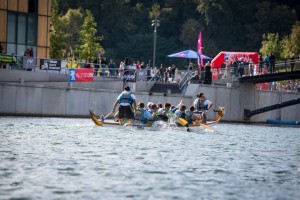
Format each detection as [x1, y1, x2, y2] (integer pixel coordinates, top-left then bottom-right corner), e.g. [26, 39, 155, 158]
[197, 32, 204, 67]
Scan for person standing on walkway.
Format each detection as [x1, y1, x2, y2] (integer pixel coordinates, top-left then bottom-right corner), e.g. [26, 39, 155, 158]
[269, 53, 276, 73]
[290, 54, 295, 72]
[193, 92, 213, 123]
[112, 86, 137, 125]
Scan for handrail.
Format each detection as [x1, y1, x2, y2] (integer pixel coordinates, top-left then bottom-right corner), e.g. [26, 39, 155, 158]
[179, 71, 193, 90]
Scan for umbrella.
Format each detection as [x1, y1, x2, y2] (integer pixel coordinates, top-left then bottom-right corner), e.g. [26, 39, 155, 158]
[167, 49, 211, 59]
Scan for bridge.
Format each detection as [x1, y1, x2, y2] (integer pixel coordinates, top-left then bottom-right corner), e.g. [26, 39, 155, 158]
[239, 70, 300, 84]
[239, 70, 300, 121]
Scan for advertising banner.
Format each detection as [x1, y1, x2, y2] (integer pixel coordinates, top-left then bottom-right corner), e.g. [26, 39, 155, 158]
[69, 68, 93, 82]
[40, 59, 61, 71]
[123, 69, 136, 82]
[136, 69, 147, 81]
[0, 54, 15, 64]
[23, 57, 36, 69]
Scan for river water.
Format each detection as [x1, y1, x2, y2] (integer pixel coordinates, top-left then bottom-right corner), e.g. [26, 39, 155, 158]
[0, 117, 299, 200]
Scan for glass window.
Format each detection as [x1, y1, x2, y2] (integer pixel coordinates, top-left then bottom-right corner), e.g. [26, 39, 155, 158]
[28, 0, 38, 13]
[17, 44, 27, 56]
[17, 13, 27, 44]
[7, 12, 16, 43]
[27, 14, 37, 46]
[6, 43, 16, 55]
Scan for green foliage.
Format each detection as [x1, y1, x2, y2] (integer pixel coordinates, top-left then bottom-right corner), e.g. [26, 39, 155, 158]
[60, 9, 84, 57]
[259, 33, 281, 58]
[180, 19, 202, 49]
[50, 0, 67, 59]
[76, 10, 104, 62]
[52, 0, 299, 63]
[289, 21, 300, 56]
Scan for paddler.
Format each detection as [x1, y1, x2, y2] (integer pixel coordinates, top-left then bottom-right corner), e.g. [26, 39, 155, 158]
[134, 102, 156, 125]
[111, 86, 137, 125]
[193, 92, 213, 123]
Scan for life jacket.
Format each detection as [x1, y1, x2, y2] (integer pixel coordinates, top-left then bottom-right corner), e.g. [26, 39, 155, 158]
[118, 92, 133, 105]
[158, 108, 168, 116]
[175, 110, 186, 119]
[135, 108, 145, 121]
[185, 111, 194, 124]
[196, 99, 208, 111]
[157, 108, 169, 122]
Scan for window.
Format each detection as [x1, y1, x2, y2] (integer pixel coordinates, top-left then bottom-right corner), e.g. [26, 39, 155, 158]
[6, 11, 38, 56]
[28, 0, 38, 13]
[7, 12, 16, 43]
[28, 14, 37, 46]
[17, 13, 26, 44]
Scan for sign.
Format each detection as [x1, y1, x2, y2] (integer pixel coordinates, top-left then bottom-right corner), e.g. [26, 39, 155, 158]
[123, 69, 136, 82]
[0, 54, 15, 64]
[40, 59, 61, 71]
[69, 68, 93, 82]
[136, 69, 147, 81]
[23, 57, 36, 69]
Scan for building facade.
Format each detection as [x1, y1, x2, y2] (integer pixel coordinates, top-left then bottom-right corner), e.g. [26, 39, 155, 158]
[0, 0, 51, 58]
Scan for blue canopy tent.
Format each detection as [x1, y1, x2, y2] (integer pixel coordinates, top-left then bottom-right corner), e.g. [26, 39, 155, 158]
[167, 49, 211, 60]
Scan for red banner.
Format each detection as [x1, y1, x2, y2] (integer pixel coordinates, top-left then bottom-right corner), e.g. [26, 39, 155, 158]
[75, 68, 94, 82]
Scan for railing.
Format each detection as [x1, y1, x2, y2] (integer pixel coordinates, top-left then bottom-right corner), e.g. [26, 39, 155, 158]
[179, 71, 190, 90]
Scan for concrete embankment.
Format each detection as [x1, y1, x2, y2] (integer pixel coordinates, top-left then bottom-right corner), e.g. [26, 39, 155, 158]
[0, 69, 299, 123]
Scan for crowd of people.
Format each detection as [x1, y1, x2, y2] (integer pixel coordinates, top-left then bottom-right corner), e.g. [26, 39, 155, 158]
[220, 53, 298, 79]
[108, 86, 214, 128]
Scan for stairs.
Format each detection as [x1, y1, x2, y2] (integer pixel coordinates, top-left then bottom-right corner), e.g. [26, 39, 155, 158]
[149, 82, 181, 94]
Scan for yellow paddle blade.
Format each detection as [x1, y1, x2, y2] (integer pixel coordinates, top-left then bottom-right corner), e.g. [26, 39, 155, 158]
[177, 118, 188, 126]
[199, 123, 213, 130]
[89, 110, 103, 126]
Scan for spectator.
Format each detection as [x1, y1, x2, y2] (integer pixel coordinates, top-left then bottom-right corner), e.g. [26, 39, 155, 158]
[290, 54, 295, 72]
[159, 64, 164, 81]
[0, 42, 3, 54]
[29, 47, 34, 57]
[146, 64, 151, 81]
[108, 59, 116, 76]
[171, 65, 176, 82]
[269, 53, 276, 73]
[259, 55, 264, 74]
[93, 57, 100, 76]
[118, 61, 125, 78]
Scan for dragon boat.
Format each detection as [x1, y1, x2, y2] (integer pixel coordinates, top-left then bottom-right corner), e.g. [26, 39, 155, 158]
[89, 107, 225, 132]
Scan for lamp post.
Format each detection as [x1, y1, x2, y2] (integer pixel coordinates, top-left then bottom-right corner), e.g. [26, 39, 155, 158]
[152, 18, 159, 68]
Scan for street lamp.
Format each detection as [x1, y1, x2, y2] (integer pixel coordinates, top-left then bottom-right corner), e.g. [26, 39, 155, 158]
[151, 18, 159, 68]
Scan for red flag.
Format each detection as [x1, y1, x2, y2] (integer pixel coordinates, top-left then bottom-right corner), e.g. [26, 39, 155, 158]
[197, 32, 204, 67]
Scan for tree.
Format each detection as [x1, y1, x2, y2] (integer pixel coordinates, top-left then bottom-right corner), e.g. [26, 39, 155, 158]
[76, 10, 104, 62]
[60, 9, 84, 57]
[289, 21, 300, 56]
[179, 19, 202, 49]
[259, 33, 281, 58]
[50, 0, 67, 59]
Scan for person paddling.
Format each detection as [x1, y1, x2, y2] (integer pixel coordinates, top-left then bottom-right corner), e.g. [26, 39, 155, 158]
[112, 86, 137, 124]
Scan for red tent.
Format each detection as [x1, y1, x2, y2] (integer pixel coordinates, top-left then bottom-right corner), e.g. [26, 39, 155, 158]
[211, 51, 259, 68]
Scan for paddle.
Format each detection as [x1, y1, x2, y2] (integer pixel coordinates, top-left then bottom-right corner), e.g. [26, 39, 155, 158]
[192, 119, 213, 131]
[177, 118, 190, 132]
[104, 110, 114, 120]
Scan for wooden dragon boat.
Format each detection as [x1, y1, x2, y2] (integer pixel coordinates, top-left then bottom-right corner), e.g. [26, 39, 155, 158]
[89, 107, 225, 132]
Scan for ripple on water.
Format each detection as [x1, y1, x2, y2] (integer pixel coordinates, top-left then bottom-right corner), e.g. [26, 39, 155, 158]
[0, 119, 299, 200]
